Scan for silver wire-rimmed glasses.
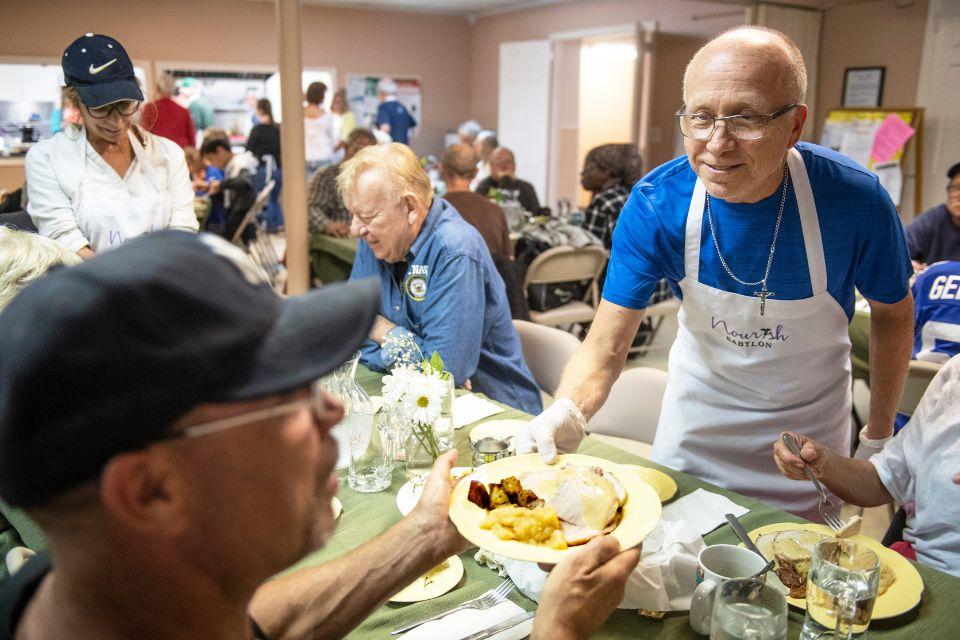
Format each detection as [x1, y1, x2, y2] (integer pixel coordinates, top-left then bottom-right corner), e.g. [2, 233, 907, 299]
[676, 103, 798, 141]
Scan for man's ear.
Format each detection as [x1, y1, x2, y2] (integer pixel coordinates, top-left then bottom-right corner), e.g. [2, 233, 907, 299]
[404, 194, 420, 223]
[99, 450, 191, 538]
[787, 104, 808, 148]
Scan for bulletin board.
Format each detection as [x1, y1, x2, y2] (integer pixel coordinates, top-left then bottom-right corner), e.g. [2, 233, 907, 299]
[819, 108, 924, 214]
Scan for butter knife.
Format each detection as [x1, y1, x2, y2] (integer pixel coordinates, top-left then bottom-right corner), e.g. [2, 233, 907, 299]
[725, 513, 774, 578]
[458, 611, 535, 640]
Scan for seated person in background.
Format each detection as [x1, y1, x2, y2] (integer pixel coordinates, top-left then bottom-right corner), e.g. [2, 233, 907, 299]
[200, 137, 258, 238]
[910, 260, 960, 363]
[0, 228, 81, 578]
[905, 162, 960, 269]
[0, 231, 639, 640]
[774, 354, 960, 576]
[440, 143, 511, 260]
[581, 143, 643, 250]
[471, 130, 498, 191]
[308, 128, 377, 237]
[475, 147, 541, 214]
[343, 143, 543, 414]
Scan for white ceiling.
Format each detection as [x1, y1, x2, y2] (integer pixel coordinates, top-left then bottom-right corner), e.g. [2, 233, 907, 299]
[293, 0, 851, 18]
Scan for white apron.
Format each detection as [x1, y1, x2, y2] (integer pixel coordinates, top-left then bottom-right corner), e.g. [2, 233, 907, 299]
[651, 149, 851, 520]
[73, 129, 171, 253]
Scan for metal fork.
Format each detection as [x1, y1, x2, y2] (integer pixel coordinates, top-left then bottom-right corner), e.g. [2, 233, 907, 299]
[781, 433, 845, 531]
[389, 579, 515, 635]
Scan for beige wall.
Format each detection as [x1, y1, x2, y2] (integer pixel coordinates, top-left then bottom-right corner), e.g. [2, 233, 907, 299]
[0, 0, 471, 156]
[815, 0, 929, 137]
[469, 0, 741, 172]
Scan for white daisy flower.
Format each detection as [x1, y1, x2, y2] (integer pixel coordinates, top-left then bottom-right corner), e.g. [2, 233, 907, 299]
[401, 383, 443, 426]
[381, 365, 414, 404]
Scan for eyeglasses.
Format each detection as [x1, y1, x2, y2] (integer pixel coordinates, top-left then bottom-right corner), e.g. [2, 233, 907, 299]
[676, 103, 798, 141]
[946, 185, 960, 195]
[85, 100, 140, 119]
[171, 385, 324, 440]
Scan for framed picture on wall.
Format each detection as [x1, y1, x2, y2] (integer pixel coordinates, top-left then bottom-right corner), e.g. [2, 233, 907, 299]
[842, 67, 885, 107]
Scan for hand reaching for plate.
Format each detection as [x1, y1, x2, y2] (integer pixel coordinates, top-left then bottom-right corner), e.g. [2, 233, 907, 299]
[531, 536, 641, 640]
[407, 450, 469, 561]
[515, 398, 587, 464]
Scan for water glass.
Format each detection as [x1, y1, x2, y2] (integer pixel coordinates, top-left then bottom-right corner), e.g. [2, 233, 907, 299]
[801, 539, 880, 640]
[346, 408, 393, 493]
[710, 578, 787, 640]
[435, 373, 456, 451]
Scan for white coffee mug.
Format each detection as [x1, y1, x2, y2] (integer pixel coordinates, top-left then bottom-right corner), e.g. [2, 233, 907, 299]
[689, 544, 769, 635]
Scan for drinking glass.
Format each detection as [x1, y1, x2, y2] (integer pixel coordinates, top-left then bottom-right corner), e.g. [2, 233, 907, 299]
[710, 578, 787, 640]
[801, 539, 880, 640]
[346, 406, 393, 493]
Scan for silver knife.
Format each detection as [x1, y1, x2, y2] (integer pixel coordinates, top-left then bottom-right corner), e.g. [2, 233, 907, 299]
[458, 610, 535, 640]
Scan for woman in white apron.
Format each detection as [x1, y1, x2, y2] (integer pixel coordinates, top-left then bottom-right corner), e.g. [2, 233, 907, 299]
[651, 149, 852, 520]
[26, 33, 197, 259]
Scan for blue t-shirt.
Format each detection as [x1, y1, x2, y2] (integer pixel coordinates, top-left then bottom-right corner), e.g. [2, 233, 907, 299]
[375, 100, 417, 145]
[911, 261, 960, 361]
[349, 196, 542, 414]
[205, 165, 227, 226]
[604, 142, 912, 320]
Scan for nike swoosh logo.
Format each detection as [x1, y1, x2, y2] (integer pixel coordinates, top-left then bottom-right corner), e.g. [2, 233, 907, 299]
[89, 59, 118, 75]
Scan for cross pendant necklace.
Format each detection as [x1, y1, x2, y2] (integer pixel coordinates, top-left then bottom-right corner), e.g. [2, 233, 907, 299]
[754, 284, 775, 316]
[706, 164, 789, 317]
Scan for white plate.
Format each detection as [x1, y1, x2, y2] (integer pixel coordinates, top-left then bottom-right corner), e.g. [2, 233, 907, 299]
[396, 467, 475, 516]
[389, 556, 465, 603]
[331, 496, 343, 519]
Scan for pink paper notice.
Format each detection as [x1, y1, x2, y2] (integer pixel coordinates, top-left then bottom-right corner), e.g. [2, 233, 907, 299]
[870, 114, 915, 164]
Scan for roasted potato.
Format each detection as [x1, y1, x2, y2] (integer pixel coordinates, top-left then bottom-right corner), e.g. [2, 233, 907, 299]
[501, 476, 522, 501]
[467, 480, 490, 510]
[515, 489, 541, 508]
[489, 483, 510, 507]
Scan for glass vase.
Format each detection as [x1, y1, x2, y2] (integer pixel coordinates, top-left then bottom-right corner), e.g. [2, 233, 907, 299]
[405, 420, 442, 480]
[434, 372, 456, 452]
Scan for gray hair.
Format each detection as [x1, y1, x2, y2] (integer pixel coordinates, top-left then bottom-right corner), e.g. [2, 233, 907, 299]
[377, 78, 397, 95]
[155, 72, 177, 97]
[0, 228, 82, 310]
[477, 130, 498, 151]
[458, 120, 482, 139]
[684, 25, 807, 105]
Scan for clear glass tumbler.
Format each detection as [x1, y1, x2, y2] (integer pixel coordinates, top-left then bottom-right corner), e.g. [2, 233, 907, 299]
[710, 578, 787, 640]
[801, 539, 880, 640]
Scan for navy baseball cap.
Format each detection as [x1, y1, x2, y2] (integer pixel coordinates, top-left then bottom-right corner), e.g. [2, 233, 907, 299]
[62, 33, 144, 108]
[0, 231, 380, 507]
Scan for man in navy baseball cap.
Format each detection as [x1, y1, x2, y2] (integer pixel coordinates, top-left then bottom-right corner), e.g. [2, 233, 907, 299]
[61, 33, 143, 108]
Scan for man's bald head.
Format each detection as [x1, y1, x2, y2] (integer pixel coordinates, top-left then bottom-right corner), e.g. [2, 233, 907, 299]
[683, 26, 806, 106]
[441, 143, 479, 178]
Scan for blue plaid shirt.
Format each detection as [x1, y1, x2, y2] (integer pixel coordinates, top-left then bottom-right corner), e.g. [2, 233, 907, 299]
[349, 196, 542, 414]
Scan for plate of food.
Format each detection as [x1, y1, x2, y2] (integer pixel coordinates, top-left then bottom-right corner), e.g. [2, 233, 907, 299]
[619, 464, 679, 503]
[747, 522, 923, 619]
[389, 556, 465, 603]
[449, 453, 661, 564]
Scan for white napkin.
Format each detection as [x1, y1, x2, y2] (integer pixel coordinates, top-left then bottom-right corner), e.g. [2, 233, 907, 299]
[398, 600, 532, 640]
[491, 519, 706, 613]
[454, 395, 505, 429]
[660, 488, 749, 536]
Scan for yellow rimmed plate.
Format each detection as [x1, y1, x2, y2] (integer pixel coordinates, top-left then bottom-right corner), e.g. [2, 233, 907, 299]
[746, 522, 923, 619]
[619, 464, 679, 503]
[389, 556, 465, 603]
[449, 453, 661, 564]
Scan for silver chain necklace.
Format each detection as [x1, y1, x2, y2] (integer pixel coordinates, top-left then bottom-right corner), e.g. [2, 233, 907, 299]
[705, 164, 789, 316]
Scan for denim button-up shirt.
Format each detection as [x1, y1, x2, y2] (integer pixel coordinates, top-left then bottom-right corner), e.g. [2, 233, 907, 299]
[349, 196, 542, 414]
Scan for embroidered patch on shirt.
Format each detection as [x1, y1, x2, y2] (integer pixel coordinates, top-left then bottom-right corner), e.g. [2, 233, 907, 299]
[405, 273, 427, 301]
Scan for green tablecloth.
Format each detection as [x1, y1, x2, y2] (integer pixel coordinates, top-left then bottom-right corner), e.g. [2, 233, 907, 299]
[286, 366, 960, 639]
[310, 235, 358, 284]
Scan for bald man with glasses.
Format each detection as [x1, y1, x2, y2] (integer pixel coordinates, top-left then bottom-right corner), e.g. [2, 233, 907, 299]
[517, 26, 915, 521]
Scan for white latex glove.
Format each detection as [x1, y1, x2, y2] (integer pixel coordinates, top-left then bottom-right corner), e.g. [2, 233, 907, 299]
[852, 425, 891, 460]
[515, 397, 587, 463]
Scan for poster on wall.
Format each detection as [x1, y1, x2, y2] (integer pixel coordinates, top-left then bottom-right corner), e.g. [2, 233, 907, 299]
[346, 74, 422, 135]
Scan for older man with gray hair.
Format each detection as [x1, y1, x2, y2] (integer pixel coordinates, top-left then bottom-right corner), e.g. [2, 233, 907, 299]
[517, 26, 915, 521]
[341, 143, 542, 414]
